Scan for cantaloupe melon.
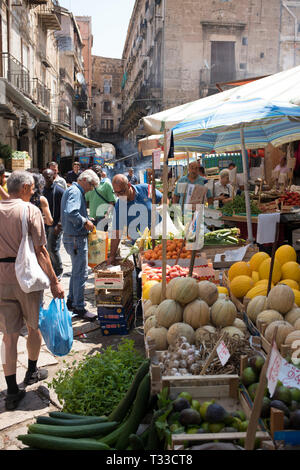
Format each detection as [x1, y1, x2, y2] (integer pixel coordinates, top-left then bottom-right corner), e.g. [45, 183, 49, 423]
[171, 277, 199, 305]
[198, 281, 218, 306]
[266, 284, 295, 315]
[211, 298, 237, 327]
[156, 300, 183, 329]
[167, 323, 195, 345]
[247, 296, 267, 323]
[183, 299, 210, 329]
[256, 310, 283, 327]
[146, 327, 168, 351]
[285, 307, 300, 325]
[222, 326, 245, 340]
[264, 321, 295, 349]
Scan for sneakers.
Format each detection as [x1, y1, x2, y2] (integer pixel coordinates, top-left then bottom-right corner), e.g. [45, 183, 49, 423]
[73, 309, 97, 322]
[24, 368, 49, 387]
[66, 299, 74, 311]
[5, 389, 26, 411]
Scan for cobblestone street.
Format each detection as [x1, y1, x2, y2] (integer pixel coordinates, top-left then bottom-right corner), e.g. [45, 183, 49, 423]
[0, 244, 144, 450]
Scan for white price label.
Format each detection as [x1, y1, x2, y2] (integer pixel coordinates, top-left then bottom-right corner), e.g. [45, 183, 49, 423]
[216, 341, 231, 366]
[266, 342, 283, 397]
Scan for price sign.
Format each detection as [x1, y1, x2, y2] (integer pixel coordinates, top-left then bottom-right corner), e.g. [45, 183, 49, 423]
[153, 149, 161, 170]
[216, 341, 231, 366]
[266, 341, 282, 397]
[278, 358, 300, 390]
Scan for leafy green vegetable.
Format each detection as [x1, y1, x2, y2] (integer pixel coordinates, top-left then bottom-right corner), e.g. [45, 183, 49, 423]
[48, 339, 144, 417]
[221, 194, 261, 216]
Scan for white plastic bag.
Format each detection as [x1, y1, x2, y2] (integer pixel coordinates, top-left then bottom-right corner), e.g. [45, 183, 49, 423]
[15, 205, 50, 293]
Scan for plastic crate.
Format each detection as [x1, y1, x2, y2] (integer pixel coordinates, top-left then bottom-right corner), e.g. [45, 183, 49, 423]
[97, 302, 133, 322]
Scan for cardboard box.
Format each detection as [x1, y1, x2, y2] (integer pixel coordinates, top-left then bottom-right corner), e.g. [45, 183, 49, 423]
[95, 278, 133, 307]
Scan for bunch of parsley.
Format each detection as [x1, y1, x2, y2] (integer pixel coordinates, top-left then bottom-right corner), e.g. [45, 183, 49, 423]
[49, 339, 144, 417]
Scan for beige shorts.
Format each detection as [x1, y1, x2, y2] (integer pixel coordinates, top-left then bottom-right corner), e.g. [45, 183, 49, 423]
[0, 284, 43, 335]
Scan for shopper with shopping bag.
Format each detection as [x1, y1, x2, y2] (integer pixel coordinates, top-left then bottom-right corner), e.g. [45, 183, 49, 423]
[0, 171, 64, 411]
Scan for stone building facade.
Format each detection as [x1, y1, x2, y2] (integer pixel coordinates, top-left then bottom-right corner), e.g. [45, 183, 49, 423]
[76, 16, 93, 104]
[120, 0, 300, 145]
[90, 55, 124, 157]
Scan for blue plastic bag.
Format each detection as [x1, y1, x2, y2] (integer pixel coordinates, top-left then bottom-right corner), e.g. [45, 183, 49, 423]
[39, 298, 73, 357]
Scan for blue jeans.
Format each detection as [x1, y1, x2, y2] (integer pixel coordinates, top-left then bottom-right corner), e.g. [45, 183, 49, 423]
[63, 235, 88, 311]
[46, 226, 63, 277]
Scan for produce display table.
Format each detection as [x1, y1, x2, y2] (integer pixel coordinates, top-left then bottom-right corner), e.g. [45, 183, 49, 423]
[221, 215, 286, 245]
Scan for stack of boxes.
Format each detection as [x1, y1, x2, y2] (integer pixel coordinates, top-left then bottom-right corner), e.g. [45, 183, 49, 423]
[95, 260, 135, 336]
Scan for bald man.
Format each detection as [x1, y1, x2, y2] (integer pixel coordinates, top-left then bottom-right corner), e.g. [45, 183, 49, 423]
[107, 175, 162, 264]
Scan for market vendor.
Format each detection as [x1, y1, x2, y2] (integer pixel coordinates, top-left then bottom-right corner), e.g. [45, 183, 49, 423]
[213, 169, 234, 208]
[173, 161, 213, 208]
[107, 175, 163, 264]
[274, 156, 290, 174]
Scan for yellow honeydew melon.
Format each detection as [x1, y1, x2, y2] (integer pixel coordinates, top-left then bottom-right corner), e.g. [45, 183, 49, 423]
[255, 279, 274, 288]
[211, 298, 237, 328]
[245, 284, 268, 300]
[143, 280, 160, 300]
[222, 326, 245, 340]
[292, 289, 300, 307]
[264, 321, 295, 349]
[266, 284, 295, 315]
[146, 327, 168, 351]
[217, 286, 229, 295]
[247, 296, 267, 323]
[256, 310, 284, 327]
[249, 251, 270, 272]
[228, 261, 251, 281]
[275, 245, 297, 266]
[183, 299, 210, 329]
[156, 299, 183, 329]
[285, 307, 300, 326]
[281, 262, 300, 284]
[259, 258, 282, 284]
[279, 279, 299, 290]
[167, 322, 195, 346]
[198, 281, 219, 306]
[230, 275, 254, 299]
[252, 271, 260, 283]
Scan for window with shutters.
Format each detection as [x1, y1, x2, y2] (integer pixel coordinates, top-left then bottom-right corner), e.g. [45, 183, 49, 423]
[210, 41, 236, 84]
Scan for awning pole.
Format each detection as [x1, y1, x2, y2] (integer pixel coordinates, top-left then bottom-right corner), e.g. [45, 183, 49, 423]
[240, 128, 254, 244]
[161, 129, 169, 301]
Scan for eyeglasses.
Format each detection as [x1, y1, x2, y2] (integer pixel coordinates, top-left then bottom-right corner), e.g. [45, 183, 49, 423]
[114, 189, 127, 196]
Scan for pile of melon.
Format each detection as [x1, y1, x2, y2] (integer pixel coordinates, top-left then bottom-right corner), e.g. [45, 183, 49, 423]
[227, 245, 300, 306]
[246, 282, 300, 349]
[143, 278, 245, 351]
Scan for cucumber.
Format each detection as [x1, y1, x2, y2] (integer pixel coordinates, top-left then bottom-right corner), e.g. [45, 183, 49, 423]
[108, 359, 150, 423]
[28, 421, 118, 439]
[18, 434, 111, 451]
[97, 420, 128, 447]
[115, 373, 151, 450]
[129, 434, 144, 450]
[36, 416, 108, 427]
[49, 411, 107, 421]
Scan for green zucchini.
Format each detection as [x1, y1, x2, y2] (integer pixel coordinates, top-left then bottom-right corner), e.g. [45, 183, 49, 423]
[49, 411, 107, 421]
[108, 359, 150, 423]
[115, 373, 151, 450]
[28, 421, 118, 439]
[18, 434, 111, 451]
[97, 420, 129, 447]
[129, 434, 144, 450]
[36, 416, 108, 427]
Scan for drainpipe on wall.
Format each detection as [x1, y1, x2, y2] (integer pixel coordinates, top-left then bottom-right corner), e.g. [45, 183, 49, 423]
[282, 2, 297, 67]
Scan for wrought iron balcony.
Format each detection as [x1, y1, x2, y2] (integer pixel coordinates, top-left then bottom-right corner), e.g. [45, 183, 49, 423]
[32, 78, 51, 111]
[1, 52, 31, 96]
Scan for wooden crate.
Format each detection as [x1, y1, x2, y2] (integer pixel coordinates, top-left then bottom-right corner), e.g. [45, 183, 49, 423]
[200, 243, 259, 269]
[157, 374, 273, 450]
[8, 158, 32, 171]
[94, 258, 134, 290]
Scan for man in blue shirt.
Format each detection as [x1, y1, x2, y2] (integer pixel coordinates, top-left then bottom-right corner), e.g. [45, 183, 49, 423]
[173, 161, 213, 208]
[107, 175, 162, 264]
[61, 169, 99, 321]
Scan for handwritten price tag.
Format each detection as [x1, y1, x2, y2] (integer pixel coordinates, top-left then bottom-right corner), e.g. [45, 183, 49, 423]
[266, 342, 282, 397]
[279, 359, 300, 389]
[216, 341, 231, 366]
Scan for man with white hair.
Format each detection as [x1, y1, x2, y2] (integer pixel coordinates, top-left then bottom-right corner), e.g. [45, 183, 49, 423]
[61, 169, 99, 321]
[213, 169, 234, 208]
[0, 171, 64, 411]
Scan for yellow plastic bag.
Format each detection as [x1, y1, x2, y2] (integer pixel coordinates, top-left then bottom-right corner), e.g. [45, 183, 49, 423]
[88, 227, 108, 269]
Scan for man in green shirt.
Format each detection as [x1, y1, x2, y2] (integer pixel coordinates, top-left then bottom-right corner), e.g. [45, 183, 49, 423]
[85, 166, 116, 231]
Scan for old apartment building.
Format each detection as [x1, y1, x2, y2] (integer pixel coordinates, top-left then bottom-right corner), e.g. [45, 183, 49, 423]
[120, 0, 300, 146]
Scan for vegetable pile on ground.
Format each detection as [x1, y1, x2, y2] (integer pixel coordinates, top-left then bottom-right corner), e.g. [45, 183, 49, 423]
[221, 194, 261, 216]
[18, 359, 165, 451]
[241, 355, 300, 432]
[48, 339, 145, 417]
[153, 387, 253, 449]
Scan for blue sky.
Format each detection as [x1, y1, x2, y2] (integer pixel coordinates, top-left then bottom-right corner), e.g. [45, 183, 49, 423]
[58, 0, 136, 58]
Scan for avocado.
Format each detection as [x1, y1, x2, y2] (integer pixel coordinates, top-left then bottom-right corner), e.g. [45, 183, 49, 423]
[178, 392, 193, 404]
[191, 400, 201, 412]
[289, 400, 299, 412]
[231, 417, 242, 431]
[248, 383, 268, 401]
[167, 411, 181, 426]
[170, 423, 184, 433]
[173, 398, 191, 412]
[187, 427, 201, 434]
[241, 367, 257, 387]
[249, 355, 265, 374]
[200, 422, 210, 432]
[273, 385, 292, 405]
[179, 408, 202, 426]
[238, 420, 249, 432]
[208, 422, 225, 433]
[289, 410, 300, 430]
[205, 403, 227, 424]
[260, 397, 271, 419]
[200, 400, 215, 420]
[270, 400, 290, 417]
[290, 388, 300, 403]
[231, 410, 246, 421]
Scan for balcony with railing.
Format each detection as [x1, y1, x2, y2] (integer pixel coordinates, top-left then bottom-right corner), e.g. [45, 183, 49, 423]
[1, 53, 31, 96]
[37, 2, 61, 30]
[32, 78, 51, 111]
